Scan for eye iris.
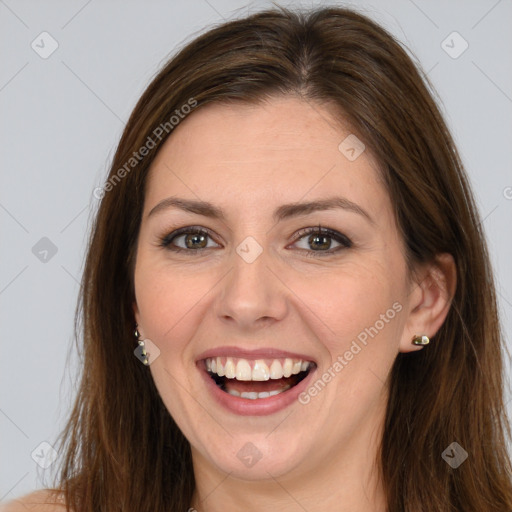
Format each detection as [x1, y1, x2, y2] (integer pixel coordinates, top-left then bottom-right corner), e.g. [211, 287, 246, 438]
[172, 229, 341, 252]
[309, 233, 331, 251]
[185, 232, 207, 249]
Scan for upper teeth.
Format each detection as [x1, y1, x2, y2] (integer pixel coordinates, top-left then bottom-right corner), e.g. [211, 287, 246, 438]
[205, 357, 311, 381]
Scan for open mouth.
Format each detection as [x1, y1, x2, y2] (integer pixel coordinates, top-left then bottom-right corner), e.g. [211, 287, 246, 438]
[204, 356, 316, 400]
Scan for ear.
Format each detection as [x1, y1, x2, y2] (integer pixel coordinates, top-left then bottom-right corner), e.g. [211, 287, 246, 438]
[399, 253, 457, 353]
[132, 301, 140, 327]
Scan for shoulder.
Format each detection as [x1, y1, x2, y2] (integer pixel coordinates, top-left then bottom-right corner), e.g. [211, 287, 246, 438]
[0, 490, 67, 512]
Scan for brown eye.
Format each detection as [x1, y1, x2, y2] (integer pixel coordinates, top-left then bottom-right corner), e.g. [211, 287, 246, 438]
[158, 224, 352, 258]
[159, 227, 219, 254]
[182, 232, 208, 249]
[292, 226, 352, 257]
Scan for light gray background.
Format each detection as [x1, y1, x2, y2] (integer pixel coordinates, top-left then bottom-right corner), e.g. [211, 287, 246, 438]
[1, 0, 511, 502]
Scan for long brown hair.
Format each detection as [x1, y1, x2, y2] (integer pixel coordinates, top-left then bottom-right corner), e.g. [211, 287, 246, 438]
[47, 5, 512, 511]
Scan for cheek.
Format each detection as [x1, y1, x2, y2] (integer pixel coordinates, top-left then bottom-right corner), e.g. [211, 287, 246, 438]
[134, 262, 211, 427]
[298, 258, 404, 347]
[296, 264, 406, 417]
[133, 258, 207, 355]
[294, 262, 405, 420]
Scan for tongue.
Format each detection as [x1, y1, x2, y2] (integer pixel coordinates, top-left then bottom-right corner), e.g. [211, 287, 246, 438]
[224, 375, 299, 394]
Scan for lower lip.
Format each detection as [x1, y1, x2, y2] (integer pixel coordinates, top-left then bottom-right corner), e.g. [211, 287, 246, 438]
[198, 363, 316, 416]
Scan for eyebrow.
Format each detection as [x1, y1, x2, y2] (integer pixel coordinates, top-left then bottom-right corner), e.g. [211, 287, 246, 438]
[147, 196, 375, 225]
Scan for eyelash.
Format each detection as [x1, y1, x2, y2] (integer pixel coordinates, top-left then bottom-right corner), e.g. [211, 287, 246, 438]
[157, 224, 352, 258]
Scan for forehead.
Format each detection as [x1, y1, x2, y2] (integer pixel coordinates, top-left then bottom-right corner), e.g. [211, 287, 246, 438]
[144, 96, 386, 217]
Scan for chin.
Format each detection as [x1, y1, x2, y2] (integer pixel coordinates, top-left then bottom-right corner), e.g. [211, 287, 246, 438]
[197, 432, 308, 480]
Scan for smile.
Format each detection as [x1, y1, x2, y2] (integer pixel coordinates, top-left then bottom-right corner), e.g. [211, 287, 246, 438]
[205, 356, 313, 399]
[196, 349, 317, 415]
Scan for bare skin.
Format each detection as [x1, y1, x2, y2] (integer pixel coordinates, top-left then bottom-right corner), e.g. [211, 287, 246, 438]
[4, 96, 455, 512]
[131, 96, 456, 511]
[0, 490, 66, 511]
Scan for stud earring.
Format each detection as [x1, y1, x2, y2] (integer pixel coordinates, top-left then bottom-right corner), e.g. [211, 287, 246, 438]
[134, 323, 149, 365]
[412, 334, 430, 346]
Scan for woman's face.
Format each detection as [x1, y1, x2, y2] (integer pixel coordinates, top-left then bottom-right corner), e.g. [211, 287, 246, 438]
[133, 96, 421, 481]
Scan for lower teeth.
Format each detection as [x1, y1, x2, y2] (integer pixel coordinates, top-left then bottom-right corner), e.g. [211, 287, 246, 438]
[227, 386, 291, 399]
[208, 369, 312, 400]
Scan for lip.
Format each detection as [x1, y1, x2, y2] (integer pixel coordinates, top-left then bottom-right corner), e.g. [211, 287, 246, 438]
[196, 350, 317, 416]
[196, 346, 317, 363]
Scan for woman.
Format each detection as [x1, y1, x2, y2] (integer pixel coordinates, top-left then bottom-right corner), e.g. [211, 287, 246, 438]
[5, 5, 512, 512]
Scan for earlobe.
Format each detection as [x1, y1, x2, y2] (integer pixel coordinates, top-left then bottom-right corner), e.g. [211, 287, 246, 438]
[399, 253, 457, 353]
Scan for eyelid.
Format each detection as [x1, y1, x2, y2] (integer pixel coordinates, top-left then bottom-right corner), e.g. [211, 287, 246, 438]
[158, 224, 352, 256]
[291, 226, 352, 247]
[158, 225, 220, 249]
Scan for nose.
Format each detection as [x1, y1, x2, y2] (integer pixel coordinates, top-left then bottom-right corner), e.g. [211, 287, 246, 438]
[214, 242, 288, 330]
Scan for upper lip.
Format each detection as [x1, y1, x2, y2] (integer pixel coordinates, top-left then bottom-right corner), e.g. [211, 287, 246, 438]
[196, 346, 317, 363]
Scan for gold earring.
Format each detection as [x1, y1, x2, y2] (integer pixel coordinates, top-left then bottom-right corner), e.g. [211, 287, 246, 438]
[412, 334, 430, 346]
